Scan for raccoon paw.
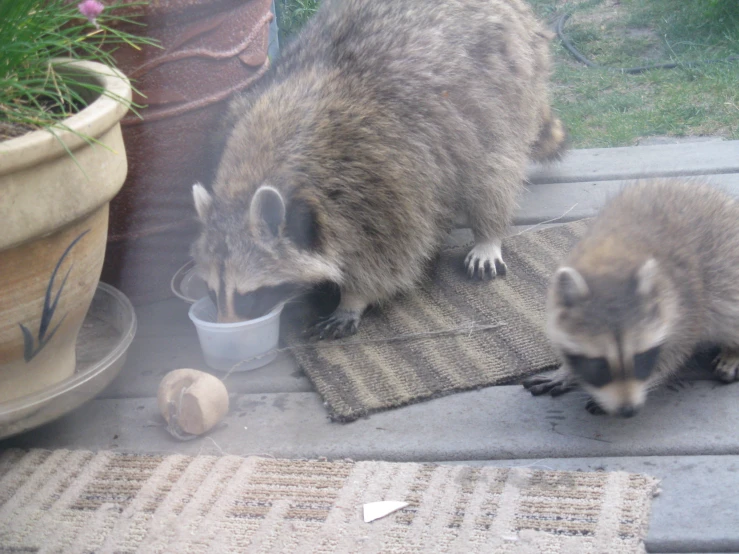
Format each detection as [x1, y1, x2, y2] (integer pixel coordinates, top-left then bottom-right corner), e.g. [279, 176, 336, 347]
[714, 349, 739, 383]
[308, 310, 361, 340]
[522, 370, 576, 397]
[465, 240, 507, 280]
[585, 399, 607, 415]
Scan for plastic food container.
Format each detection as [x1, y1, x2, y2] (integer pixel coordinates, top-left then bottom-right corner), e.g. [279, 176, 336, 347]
[188, 297, 283, 372]
[170, 259, 208, 304]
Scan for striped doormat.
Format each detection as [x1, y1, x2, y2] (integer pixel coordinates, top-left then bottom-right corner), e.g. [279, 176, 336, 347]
[283, 220, 590, 422]
[0, 449, 659, 553]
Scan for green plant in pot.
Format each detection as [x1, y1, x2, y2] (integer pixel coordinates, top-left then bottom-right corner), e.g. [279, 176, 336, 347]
[0, 0, 154, 405]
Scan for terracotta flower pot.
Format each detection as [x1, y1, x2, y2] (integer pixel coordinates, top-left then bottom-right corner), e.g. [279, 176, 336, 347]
[0, 60, 132, 404]
[101, 0, 274, 305]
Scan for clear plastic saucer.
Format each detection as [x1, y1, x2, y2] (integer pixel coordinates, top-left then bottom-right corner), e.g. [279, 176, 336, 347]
[0, 282, 137, 440]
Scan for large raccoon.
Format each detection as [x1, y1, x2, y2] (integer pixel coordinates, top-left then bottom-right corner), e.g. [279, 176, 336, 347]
[523, 179, 739, 417]
[191, 0, 566, 337]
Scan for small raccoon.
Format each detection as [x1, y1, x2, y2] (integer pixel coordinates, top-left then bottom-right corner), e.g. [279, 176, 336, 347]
[523, 179, 739, 417]
[191, 0, 566, 336]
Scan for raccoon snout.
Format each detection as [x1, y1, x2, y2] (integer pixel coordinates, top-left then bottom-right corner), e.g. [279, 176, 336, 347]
[210, 289, 267, 323]
[232, 291, 260, 320]
[221, 284, 299, 322]
[618, 405, 638, 418]
[227, 290, 277, 321]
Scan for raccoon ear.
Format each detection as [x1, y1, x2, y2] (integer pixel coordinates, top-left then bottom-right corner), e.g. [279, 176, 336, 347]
[285, 195, 321, 251]
[250, 185, 286, 239]
[192, 183, 212, 221]
[636, 258, 659, 297]
[554, 267, 590, 307]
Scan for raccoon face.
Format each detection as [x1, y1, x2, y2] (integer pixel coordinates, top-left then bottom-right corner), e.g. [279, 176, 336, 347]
[191, 183, 342, 323]
[546, 259, 673, 417]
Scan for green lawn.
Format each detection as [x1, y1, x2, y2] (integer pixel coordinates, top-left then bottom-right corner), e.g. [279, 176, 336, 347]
[275, 0, 739, 148]
[531, 0, 739, 147]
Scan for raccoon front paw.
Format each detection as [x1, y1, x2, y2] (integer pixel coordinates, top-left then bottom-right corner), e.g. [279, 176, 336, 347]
[585, 399, 607, 415]
[714, 348, 739, 383]
[522, 370, 576, 397]
[465, 240, 507, 280]
[308, 310, 361, 340]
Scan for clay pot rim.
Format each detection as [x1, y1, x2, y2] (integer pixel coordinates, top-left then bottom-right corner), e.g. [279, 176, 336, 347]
[110, 0, 265, 22]
[0, 59, 132, 177]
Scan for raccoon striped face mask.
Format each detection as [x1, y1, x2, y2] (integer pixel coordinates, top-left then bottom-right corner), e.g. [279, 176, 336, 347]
[191, 183, 342, 323]
[547, 261, 673, 417]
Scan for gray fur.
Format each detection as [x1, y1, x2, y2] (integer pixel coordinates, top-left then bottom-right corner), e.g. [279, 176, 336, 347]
[192, 0, 565, 334]
[524, 179, 739, 416]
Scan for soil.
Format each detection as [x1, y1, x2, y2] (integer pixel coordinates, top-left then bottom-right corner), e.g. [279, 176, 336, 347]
[0, 121, 38, 141]
[1, 92, 89, 141]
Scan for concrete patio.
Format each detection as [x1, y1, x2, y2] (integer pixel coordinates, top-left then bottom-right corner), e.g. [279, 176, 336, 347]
[3, 139, 739, 553]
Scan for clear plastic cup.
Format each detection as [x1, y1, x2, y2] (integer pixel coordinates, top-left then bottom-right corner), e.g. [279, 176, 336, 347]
[188, 297, 283, 372]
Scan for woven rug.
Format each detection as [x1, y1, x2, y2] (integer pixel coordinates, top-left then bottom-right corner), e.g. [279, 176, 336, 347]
[0, 449, 658, 553]
[284, 220, 591, 422]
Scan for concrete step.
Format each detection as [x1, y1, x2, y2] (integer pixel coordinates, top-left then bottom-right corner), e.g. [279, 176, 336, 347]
[102, 298, 314, 399]
[514, 173, 739, 225]
[105, 339, 313, 399]
[6, 380, 737, 462]
[527, 140, 739, 185]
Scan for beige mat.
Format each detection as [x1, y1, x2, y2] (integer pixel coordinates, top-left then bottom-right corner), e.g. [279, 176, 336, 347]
[285, 220, 591, 422]
[0, 449, 658, 553]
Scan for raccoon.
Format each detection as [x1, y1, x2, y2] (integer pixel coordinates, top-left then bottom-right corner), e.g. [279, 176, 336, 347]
[191, 0, 566, 336]
[523, 179, 739, 417]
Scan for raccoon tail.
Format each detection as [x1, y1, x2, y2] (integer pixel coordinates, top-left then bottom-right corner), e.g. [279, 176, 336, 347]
[530, 106, 568, 163]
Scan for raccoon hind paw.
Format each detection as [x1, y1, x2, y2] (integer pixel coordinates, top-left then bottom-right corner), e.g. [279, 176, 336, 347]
[307, 309, 361, 340]
[714, 348, 739, 383]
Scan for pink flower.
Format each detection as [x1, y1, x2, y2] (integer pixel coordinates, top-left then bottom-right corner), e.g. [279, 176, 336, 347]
[78, 0, 105, 29]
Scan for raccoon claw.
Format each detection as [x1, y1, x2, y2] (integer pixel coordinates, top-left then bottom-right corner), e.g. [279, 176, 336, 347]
[308, 311, 361, 340]
[522, 371, 575, 397]
[585, 399, 606, 415]
[714, 349, 739, 383]
[465, 241, 507, 280]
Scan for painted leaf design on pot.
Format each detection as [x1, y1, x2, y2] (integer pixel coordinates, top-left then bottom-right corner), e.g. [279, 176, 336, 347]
[19, 229, 90, 363]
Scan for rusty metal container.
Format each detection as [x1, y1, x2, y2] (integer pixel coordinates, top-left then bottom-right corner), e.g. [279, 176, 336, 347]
[102, 0, 275, 305]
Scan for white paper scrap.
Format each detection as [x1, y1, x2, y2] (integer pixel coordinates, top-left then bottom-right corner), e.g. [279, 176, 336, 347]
[363, 501, 409, 523]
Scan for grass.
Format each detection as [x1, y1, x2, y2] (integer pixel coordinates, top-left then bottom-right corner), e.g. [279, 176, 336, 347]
[276, 0, 739, 148]
[0, 0, 157, 140]
[529, 0, 739, 147]
[274, 0, 319, 43]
